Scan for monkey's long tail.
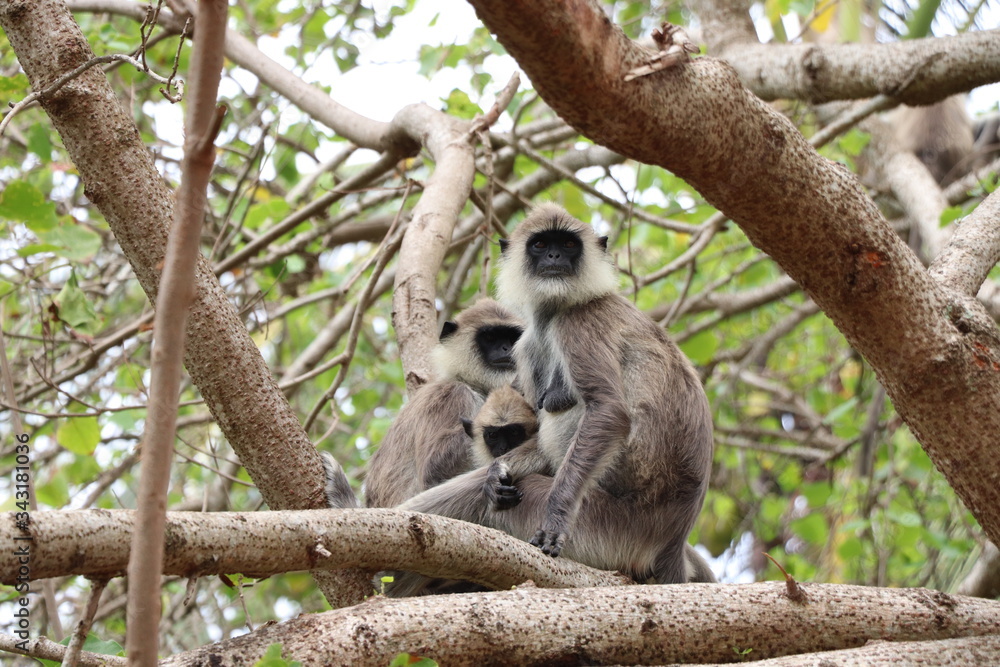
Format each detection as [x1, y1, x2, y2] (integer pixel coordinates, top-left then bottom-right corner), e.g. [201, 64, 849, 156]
[320, 451, 360, 509]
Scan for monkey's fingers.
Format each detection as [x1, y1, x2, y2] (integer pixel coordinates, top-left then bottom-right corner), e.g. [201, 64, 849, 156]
[492, 484, 523, 510]
[484, 467, 523, 509]
[529, 529, 565, 557]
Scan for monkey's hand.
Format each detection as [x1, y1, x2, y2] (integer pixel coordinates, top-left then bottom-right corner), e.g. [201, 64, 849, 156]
[541, 388, 577, 413]
[484, 460, 522, 510]
[530, 526, 567, 557]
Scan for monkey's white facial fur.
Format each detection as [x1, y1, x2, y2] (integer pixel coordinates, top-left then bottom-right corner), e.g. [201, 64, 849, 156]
[431, 299, 523, 394]
[496, 204, 618, 312]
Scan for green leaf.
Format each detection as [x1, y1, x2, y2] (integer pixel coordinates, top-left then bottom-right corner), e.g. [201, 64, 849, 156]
[17, 243, 62, 257]
[939, 205, 964, 227]
[389, 654, 438, 667]
[837, 535, 863, 560]
[800, 482, 832, 508]
[37, 220, 103, 261]
[886, 507, 922, 528]
[54, 270, 102, 334]
[0, 180, 58, 231]
[790, 512, 828, 545]
[838, 129, 871, 157]
[0, 72, 29, 94]
[27, 124, 54, 163]
[245, 199, 291, 231]
[57, 416, 100, 455]
[680, 330, 718, 365]
[789, 0, 815, 16]
[36, 473, 69, 507]
[253, 643, 302, 667]
[442, 89, 481, 120]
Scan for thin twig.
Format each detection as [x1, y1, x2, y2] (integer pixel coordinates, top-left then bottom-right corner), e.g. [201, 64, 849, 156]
[61, 578, 109, 667]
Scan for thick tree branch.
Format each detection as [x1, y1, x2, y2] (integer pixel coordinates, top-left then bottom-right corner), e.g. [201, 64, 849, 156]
[466, 0, 1000, 549]
[0, 509, 628, 590]
[159, 583, 1000, 667]
[389, 106, 478, 392]
[707, 25, 1000, 104]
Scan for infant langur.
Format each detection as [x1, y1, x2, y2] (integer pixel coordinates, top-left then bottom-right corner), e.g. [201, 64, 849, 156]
[379, 384, 539, 597]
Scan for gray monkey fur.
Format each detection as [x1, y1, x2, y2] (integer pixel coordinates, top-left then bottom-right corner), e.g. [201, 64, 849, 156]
[396, 204, 715, 586]
[363, 298, 523, 508]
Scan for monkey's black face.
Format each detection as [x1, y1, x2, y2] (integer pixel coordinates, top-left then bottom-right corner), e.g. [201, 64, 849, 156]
[475, 325, 522, 371]
[482, 423, 529, 457]
[525, 230, 583, 279]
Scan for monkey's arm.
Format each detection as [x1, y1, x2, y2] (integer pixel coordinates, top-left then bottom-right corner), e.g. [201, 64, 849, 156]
[532, 314, 630, 556]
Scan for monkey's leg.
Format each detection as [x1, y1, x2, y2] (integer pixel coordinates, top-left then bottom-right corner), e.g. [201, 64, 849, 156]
[399, 472, 702, 584]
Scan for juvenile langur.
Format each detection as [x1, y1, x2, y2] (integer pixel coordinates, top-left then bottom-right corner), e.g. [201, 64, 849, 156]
[382, 385, 543, 597]
[463, 384, 551, 510]
[362, 299, 524, 508]
[463, 384, 540, 466]
[400, 204, 715, 585]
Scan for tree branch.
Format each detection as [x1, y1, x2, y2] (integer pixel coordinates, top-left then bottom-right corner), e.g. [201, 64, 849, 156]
[929, 190, 1000, 297]
[158, 583, 1000, 666]
[708, 25, 1000, 104]
[0, 509, 628, 591]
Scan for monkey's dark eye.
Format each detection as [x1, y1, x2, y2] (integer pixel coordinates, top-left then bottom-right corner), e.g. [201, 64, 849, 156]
[532, 240, 547, 249]
[563, 239, 577, 248]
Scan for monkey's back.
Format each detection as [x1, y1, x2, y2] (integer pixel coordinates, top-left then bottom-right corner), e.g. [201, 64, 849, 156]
[364, 381, 483, 508]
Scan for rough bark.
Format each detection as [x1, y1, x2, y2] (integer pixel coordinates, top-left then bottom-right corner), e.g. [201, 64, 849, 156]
[158, 583, 1000, 666]
[465, 0, 1000, 550]
[0, 509, 629, 590]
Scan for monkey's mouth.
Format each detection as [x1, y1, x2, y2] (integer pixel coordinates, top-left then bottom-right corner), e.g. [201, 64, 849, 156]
[537, 267, 570, 278]
[492, 357, 515, 370]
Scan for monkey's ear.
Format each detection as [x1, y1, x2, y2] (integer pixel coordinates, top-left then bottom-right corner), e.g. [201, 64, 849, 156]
[598, 236, 609, 251]
[440, 321, 458, 341]
[461, 417, 474, 437]
[498, 238, 509, 254]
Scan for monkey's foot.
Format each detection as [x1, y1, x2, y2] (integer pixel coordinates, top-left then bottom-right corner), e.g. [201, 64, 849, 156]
[530, 529, 566, 557]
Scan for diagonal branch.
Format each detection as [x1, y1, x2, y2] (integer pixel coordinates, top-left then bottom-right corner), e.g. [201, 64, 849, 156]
[929, 190, 1000, 297]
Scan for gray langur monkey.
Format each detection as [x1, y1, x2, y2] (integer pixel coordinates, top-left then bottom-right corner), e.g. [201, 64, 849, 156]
[890, 96, 974, 186]
[362, 298, 524, 508]
[391, 384, 715, 592]
[398, 204, 715, 585]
